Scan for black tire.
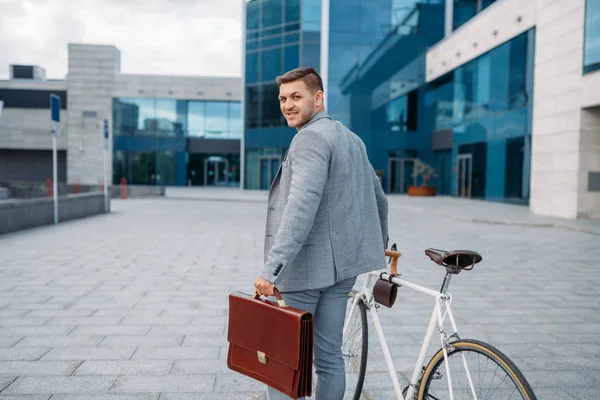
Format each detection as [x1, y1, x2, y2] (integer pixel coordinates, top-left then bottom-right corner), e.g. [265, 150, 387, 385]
[342, 290, 368, 400]
[418, 339, 537, 400]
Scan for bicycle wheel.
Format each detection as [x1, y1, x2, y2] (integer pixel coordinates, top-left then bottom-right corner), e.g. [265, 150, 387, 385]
[341, 290, 368, 400]
[418, 339, 537, 400]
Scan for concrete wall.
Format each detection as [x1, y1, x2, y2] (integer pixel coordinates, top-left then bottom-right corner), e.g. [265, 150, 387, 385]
[66, 44, 120, 186]
[578, 107, 600, 219]
[426, 0, 600, 219]
[112, 74, 241, 101]
[0, 192, 108, 236]
[0, 109, 69, 150]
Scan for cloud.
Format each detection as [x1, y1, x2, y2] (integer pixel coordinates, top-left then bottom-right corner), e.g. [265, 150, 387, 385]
[0, 0, 242, 80]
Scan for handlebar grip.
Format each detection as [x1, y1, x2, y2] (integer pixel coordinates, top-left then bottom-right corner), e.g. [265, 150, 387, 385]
[385, 250, 402, 275]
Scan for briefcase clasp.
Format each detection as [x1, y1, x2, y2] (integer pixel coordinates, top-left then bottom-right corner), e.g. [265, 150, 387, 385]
[257, 351, 267, 364]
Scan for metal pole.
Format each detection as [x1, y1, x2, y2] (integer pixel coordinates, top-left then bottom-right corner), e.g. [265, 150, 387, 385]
[104, 140, 108, 212]
[52, 131, 58, 224]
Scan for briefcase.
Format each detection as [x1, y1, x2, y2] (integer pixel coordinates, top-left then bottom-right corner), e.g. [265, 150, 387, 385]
[227, 288, 313, 399]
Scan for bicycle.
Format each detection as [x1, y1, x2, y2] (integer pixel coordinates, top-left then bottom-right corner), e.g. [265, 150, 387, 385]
[341, 244, 537, 400]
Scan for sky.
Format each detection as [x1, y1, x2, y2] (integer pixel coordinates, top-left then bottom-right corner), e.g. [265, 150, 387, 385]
[0, 0, 243, 80]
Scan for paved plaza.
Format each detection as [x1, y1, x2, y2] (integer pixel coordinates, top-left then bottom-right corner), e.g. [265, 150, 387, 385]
[0, 189, 599, 399]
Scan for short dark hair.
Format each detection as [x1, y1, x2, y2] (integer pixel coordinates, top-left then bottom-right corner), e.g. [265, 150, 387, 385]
[276, 67, 324, 94]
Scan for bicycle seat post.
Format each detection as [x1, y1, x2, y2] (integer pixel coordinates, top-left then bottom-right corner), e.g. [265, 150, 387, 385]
[439, 272, 452, 294]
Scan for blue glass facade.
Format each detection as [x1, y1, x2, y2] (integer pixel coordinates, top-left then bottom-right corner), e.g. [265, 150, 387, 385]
[112, 98, 241, 186]
[244, 0, 308, 189]
[442, 30, 536, 203]
[584, 0, 600, 74]
[243, 0, 535, 204]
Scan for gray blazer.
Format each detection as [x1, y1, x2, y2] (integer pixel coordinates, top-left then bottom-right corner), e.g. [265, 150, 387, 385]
[261, 111, 388, 292]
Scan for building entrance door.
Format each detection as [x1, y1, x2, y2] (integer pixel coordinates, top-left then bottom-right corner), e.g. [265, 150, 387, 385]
[457, 153, 473, 198]
[204, 157, 229, 186]
[388, 157, 415, 193]
[258, 156, 281, 190]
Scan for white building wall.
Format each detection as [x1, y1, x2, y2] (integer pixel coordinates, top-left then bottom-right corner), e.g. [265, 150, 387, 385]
[66, 44, 120, 186]
[0, 80, 68, 151]
[426, 0, 600, 219]
[0, 109, 68, 151]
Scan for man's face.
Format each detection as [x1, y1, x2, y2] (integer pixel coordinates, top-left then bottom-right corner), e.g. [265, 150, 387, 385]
[278, 80, 322, 130]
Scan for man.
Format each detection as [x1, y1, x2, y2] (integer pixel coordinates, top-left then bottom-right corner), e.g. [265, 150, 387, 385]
[254, 67, 388, 400]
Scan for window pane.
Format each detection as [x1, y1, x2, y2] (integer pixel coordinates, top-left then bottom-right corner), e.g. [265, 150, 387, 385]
[113, 99, 139, 136]
[228, 102, 242, 138]
[285, 0, 300, 23]
[584, 0, 600, 73]
[302, 0, 321, 32]
[154, 99, 177, 137]
[261, 47, 282, 83]
[284, 31, 300, 44]
[247, 1, 260, 31]
[245, 86, 262, 129]
[453, 0, 477, 30]
[205, 101, 228, 137]
[387, 95, 408, 132]
[262, 83, 283, 127]
[302, 44, 320, 71]
[113, 98, 155, 136]
[188, 101, 206, 137]
[246, 52, 259, 84]
[262, 34, 282, 48]
[262, 0, 283, 29]
[284, 45, 299, 72]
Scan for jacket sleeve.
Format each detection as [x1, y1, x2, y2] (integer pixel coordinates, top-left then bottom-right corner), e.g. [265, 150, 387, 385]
[371, 165, 388, 249]
[261, 129, 331, 284]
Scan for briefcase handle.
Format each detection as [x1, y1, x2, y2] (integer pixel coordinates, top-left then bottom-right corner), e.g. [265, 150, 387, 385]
[252, 287, 288, 308]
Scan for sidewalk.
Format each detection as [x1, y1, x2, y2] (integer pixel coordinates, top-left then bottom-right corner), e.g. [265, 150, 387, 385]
[387, 195, 600, 235]
[165, 187, 600, 234]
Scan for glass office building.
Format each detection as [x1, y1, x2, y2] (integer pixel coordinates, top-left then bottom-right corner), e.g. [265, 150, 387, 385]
[113, 98, 241, 187]
[244, 0, 321, 189]
[584, 0, 600, 74]
[243, 0, 535, 205]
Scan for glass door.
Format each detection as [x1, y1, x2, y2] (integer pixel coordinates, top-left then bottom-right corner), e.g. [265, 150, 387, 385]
[457, 154, 473, 198]
[204, 157, 229, 186]
[258, 156, 281, 190]
[388, 157, 416, 193]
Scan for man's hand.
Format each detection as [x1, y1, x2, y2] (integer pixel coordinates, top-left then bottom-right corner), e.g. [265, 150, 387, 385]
[254, 276, 275, 297]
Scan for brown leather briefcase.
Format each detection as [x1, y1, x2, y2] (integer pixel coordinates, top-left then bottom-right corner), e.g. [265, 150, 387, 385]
[227, 288, 313, 399]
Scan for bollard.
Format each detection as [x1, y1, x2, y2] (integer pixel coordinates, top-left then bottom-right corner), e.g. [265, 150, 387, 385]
[120, 177, 128, 199]
[73, 179, 81, 194]
[46, 178, 52, 197]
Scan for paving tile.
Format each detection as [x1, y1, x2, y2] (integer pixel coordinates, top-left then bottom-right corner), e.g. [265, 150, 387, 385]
[131, 347, 220, 361]
[40, 347, 137, 361]
[73, 360, 172, 375]
[0, 361, 80, 376]
[1, 376, 117, 394]
[108, 375, 214, 393]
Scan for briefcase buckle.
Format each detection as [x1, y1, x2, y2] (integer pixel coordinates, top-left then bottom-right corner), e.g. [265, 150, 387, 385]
[257, 351, 267, 364]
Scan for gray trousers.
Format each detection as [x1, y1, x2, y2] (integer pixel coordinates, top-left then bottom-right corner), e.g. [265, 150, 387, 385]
[267, 276, 357, 400]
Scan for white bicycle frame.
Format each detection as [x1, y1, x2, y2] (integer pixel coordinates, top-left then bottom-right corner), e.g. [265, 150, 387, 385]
[342, 270, 478, 400]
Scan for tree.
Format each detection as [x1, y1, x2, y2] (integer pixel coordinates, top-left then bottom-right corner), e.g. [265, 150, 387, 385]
[412, 159, 437, 187]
